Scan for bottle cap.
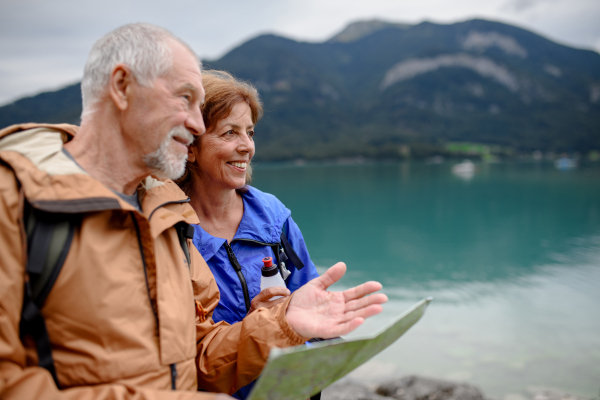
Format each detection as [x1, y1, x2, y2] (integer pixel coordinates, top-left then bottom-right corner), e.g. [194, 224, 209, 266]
[261, 257, 278, 277]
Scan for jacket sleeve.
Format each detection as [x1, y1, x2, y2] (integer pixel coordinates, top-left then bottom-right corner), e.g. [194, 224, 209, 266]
[190, 249, 309, 395]
[283, 216, 320, 293]
[0, 166, 222, 400]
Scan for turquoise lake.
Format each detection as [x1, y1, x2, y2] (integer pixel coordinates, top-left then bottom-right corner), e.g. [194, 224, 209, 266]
[251, 160, 600, 399]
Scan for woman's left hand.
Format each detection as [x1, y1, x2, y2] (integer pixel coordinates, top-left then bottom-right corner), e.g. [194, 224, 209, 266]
[249, 287, 291, 313]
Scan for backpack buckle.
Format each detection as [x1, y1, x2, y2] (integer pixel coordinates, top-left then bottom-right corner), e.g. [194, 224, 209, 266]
[280, 261, 291, 281]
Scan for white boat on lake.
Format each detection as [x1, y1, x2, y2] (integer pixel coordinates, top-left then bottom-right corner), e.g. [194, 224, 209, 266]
[452, 159, 476, 178]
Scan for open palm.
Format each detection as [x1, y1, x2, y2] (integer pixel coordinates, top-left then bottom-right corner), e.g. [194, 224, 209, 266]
[285, 262, 388, 339]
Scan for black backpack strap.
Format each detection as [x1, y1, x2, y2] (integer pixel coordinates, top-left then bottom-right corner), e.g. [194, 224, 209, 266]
[271, 242, 282, 270]
[20, 203, 78, 389]
[167, 221, 195, 391]
[267, 223, 306, 282]
[174, 221, 195, 267]
[279, 229, 304, 271]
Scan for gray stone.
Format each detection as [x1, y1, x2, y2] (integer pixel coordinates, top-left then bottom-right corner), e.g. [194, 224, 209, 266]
[322, 381, 393, 400]
[376, 375, 486, 400]
[529, 389, 590, 400]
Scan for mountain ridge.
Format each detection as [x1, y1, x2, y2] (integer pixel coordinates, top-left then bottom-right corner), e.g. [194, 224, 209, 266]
[326, 19, 413, 43]
[1, 18, 599, 160]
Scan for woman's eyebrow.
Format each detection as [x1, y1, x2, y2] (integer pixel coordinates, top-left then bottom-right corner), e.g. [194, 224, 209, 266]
[224, 122, 255, 130]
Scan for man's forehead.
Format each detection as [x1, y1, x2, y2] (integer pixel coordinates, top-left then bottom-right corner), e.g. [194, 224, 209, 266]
[169, 37, 200, 65]
[169, 40, 201, 72]
[163, 43, 202, 82]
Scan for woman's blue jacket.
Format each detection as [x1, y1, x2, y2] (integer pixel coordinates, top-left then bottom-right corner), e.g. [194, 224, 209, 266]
[191, 185, 320, 326]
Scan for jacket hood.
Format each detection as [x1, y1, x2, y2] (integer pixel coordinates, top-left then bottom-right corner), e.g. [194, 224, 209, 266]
[194, 186, 291, 261]
[0, 124, 193, 223]
[0, 124, 82, 176]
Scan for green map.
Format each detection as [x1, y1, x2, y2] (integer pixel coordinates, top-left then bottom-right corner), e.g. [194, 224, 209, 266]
[247, 297, 432, 400]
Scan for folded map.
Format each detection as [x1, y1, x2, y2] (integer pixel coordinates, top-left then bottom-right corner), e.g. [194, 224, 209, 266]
[248, 297, 432, 400]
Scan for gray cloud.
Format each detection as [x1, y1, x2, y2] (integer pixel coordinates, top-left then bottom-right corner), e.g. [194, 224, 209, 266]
[0, 0, 598, 106]
[502, 0, 552, 12]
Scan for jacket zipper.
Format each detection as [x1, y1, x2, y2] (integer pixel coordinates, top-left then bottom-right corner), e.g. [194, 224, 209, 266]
[224, 242, 251, 313]
[131, 213, 178, 390]
[131, 214, 158, 326]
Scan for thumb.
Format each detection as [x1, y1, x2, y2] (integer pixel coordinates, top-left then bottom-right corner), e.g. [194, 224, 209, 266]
[313, 262, 346, 290]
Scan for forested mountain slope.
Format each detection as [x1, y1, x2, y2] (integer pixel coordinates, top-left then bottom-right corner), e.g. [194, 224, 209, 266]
[2, 19, 599, 160]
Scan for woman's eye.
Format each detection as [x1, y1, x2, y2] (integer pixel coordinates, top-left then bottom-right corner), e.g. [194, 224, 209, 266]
[247, 131, 254, 138]
[223, 130, 235, 136]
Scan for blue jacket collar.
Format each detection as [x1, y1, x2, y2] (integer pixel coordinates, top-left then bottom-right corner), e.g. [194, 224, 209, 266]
[193, 186, 291, 261]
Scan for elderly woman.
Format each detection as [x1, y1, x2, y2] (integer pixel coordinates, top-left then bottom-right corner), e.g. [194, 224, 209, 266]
[176, 70, 320, 399]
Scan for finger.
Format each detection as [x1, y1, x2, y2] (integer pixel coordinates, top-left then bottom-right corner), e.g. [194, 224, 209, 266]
[260, 296, 288, 308]
[251, 294, 289, 312]
[251, 289, 289, 312]
[323, 317, 365, 338]
[352, 303, 384, 320]
[338, 304, 385, 324]
[312, 262, 346, 290]
[342, 281, 383, 302]
[344, 293, 388, 312]
[252, 292, 270, 304]
[215, 394, 236, 400]
[255, 287, 290, 302]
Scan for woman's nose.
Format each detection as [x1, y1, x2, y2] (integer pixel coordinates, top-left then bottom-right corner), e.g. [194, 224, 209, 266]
[238, 133, 255, 153]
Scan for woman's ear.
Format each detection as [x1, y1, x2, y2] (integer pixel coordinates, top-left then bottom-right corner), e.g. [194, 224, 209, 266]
[188, 144, 197, 163]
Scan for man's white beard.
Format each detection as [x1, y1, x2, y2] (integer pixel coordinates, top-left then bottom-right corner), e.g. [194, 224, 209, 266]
[144, 126, 193, 180]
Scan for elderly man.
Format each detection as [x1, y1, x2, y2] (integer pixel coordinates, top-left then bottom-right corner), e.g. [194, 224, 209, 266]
[0, 23, 386, 399]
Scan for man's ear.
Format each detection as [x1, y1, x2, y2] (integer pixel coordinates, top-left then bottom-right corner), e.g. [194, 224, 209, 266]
[109, 64, 133, 111]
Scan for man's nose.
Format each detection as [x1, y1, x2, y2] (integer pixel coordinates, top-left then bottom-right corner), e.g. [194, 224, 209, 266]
[186, 106, 205, 136]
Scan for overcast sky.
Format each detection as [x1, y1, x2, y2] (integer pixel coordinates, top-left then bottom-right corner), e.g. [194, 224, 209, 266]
[0, 0, 599, 106]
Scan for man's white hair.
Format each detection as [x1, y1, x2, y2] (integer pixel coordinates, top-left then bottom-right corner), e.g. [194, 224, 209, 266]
[80, 23, 200, 117]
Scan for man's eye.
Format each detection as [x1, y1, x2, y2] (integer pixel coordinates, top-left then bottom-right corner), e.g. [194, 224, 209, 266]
[247, 131, 255, 138]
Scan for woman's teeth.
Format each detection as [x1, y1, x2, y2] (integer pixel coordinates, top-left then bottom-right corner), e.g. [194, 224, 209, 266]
[228, 162, 247, 169]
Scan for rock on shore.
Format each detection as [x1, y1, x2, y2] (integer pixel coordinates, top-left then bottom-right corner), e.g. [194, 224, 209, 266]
[320, 375, 590, 400]
[376, 375, 485, 400]
[320, 382, 392, 400]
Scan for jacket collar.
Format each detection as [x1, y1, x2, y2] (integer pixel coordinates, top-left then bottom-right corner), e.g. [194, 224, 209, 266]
[143, 178, 199, 238]
[194, 186, 291, 261]
[0, 124, 198, 229]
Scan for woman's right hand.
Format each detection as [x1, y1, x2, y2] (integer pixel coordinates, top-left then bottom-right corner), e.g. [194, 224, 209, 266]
[249, 287, 291, 313]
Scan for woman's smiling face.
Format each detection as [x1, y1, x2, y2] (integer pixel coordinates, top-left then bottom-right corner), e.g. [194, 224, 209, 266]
[191, 101, 255, 191]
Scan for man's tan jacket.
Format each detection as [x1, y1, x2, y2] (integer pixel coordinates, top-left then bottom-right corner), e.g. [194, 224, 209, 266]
[0, 124, 307, 399]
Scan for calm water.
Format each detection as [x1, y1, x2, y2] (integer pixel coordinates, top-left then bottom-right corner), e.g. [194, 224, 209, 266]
[251, 160, 600, 398]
